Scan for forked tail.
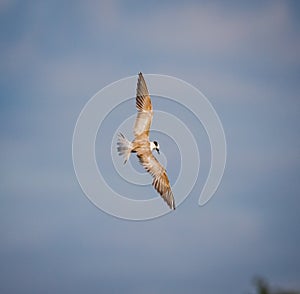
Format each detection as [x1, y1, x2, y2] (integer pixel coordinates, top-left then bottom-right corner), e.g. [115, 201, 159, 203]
[117, 133, 132, 164]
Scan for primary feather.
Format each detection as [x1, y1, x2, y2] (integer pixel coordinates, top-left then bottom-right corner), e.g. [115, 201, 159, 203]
[133, 73, 153, 137]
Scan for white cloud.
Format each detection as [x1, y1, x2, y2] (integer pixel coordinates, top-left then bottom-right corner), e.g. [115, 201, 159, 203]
[82, 1, 299, 67]
[143, 2, 299, 61]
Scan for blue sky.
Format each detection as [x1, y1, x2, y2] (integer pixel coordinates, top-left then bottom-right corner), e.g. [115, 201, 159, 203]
[1, 1, 300, 293]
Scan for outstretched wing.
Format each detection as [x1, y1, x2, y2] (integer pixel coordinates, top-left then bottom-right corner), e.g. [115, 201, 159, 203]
[137, 150, 175, 210]
[133, 72, 153, 137]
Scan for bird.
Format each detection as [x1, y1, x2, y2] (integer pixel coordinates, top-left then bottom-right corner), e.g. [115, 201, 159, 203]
[117, 72, 175, 210]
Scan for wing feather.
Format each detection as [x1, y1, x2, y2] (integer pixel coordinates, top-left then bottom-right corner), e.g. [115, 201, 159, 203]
[137, 150, 175, 210]
[133, 73, 153, 137]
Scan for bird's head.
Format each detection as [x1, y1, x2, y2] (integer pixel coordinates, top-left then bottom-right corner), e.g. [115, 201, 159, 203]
[150, 141, 160, 154]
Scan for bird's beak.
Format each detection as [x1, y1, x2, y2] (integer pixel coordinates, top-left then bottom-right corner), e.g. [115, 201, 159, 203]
[156, 148, 160, 154]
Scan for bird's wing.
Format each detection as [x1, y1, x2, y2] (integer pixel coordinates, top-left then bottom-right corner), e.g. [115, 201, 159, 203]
[137, 149, 175, 210]
[133, 73, 153, 137]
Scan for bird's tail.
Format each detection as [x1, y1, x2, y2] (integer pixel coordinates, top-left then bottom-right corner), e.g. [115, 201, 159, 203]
[117, 133, 133, 164]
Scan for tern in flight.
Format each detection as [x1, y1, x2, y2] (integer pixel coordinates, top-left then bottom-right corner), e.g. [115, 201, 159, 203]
[117, 72, 175, 210]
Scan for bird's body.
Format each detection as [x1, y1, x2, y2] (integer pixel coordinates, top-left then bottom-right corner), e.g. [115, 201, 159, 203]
[117, 72, 175, 210]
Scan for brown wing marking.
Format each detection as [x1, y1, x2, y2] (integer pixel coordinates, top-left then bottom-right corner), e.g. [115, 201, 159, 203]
[137, 150, 175, 210]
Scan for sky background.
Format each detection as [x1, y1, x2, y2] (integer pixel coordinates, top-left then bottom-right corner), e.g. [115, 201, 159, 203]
[1, 1, 300, 293]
